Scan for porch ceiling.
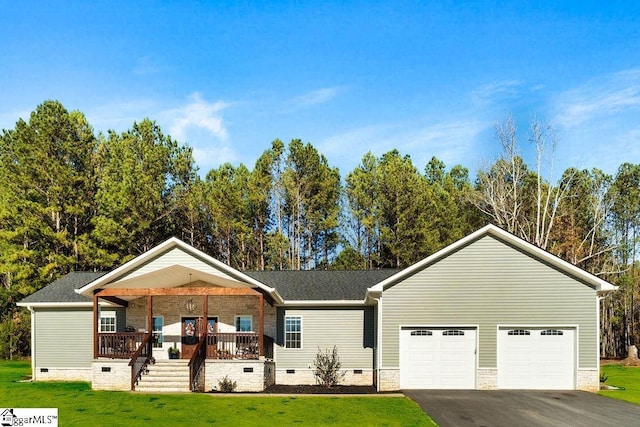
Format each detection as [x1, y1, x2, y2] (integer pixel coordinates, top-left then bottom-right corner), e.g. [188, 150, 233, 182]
[106, 265, 253, 291]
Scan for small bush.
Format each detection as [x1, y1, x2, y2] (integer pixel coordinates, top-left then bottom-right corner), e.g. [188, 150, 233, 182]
[218, 375, 237, 392]
[312, 346, 345, 388]
[600, 371, 608, 383]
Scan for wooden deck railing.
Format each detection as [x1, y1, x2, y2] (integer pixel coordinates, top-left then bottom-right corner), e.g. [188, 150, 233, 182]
[98, 332, 147, 359]
[205, 333, 261, 360]
[128, 333, 153, 391]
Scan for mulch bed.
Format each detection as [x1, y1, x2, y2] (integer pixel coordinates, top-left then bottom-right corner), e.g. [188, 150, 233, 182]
[263, 384, 379, 394]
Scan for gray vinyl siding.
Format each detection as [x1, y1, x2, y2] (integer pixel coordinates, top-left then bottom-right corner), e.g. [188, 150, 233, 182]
[276, 307, 375, 369]
[34, 308, 94, 368]
[119, 247, 234, 282]
[381, 235, 597, 369]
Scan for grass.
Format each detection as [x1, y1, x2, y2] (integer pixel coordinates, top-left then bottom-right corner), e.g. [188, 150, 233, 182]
[599, 364, 640, 405]
[0, 361, 436, 427]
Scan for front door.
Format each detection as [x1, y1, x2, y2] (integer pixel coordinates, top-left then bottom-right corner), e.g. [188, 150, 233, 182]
[181, 317, 201, 359]
[181, 317, 218, 359]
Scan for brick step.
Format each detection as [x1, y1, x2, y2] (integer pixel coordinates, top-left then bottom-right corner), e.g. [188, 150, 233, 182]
[134, 386, 191, 393]
[140, 375, 190, 383]
[135, 360, 192, 392]
[150, 360, 189, 368]
[145, 365, 189, 371]
[146, 367, 189, 377]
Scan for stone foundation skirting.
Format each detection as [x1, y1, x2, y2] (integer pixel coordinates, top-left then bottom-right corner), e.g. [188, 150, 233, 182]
[92, 359, 131, 390]
[577, 368, 598, 392]
[477, 368, 498, 390]
[275, 368, 373, 386]
[378, 367, 595, 391]
[377, 368, 400, 391]
[34, 367, 92, 382]
[205, 359, 271, 392]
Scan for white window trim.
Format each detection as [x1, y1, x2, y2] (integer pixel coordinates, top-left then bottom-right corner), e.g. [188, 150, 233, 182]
[152, 316, 164, 348]
[284, 315, 303, 349]
[234, 315, 253, 332]
[99, 311, 116, 333]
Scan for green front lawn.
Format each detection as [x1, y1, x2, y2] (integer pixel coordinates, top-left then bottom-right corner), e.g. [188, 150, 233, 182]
[599, 364, 640, 405]
[0, 361, 435, 427]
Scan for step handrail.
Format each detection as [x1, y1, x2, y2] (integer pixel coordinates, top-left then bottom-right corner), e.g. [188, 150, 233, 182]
[188, 333, 207, 391]
[129, 332, 153, 391]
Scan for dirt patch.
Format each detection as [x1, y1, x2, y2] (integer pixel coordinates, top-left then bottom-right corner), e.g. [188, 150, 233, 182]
[263, 384, 378, 394]
[601, 358, 640, 366]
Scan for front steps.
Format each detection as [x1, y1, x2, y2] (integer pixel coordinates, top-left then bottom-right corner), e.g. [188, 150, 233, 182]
[135, 360, 191, 392]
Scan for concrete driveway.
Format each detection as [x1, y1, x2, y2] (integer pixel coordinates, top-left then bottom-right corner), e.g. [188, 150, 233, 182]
[404, 390, 640, 427]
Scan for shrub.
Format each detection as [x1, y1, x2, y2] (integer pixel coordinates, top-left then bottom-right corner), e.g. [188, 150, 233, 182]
[600, 371, 608, 383]
[312, 346, 345, 388]
[218, 375, 237, 392]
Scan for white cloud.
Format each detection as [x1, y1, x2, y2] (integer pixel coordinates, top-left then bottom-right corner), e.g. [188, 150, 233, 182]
[546, 68, 640, 175]
[166, 92, 229, 142]
[158, 93, 236, 174]
[86, 99, 159, 131]
[82, 93, 234, 174]
[558, 123, 640, 175]
[192, 145, 239, 169]
[319, 116, 489, 172]
[554, 68, 640, 129]
[470, 80, 522, 105]
[283, 86, 345, 113]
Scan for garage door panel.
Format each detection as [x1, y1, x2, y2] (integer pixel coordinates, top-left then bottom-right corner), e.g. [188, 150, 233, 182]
[498, 328, 575, 390]
[400, 328, 476, 389]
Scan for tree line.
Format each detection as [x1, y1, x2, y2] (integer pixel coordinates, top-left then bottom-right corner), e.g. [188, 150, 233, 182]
[0, 100, 639, 358]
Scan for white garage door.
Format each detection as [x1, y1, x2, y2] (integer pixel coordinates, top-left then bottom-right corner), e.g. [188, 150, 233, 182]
[498, 327, 575, 389]
[400, 327, 476, 389]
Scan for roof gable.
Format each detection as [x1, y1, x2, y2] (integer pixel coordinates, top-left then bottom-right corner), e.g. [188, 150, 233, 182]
[368, 224, 617, 294]
[76, 237, 283, 303]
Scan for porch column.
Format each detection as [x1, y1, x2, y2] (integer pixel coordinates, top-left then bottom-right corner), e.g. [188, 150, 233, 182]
[147, 294, 153, 356]
[258, 294, 264, 356]
[147, 294, 153, 333]
[93, 293, 99, 359]
[202, 294, 208, 335]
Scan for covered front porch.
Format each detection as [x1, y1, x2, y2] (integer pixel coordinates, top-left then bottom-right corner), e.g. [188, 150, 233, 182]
[92, 286, 275, 391]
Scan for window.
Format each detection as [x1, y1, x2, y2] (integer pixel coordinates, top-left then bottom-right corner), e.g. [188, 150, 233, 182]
[285, 316, 302, 349]
[508, 329, 531, 336]
[443, 330, 464, 336]
[206, 317, 218, 334]
[541, 329, 564, 336]
[411, 330, 432, 336]
[235, 315, 252, 332]
[152, 316, 163, 348]
[99, 311, 116, 333]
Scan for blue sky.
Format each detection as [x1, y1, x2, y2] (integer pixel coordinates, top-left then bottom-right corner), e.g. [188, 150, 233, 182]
[2, 1, 640, 179]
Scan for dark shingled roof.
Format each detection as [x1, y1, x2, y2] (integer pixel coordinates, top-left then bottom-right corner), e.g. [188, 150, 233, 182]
[20, 272, 106, 304]
[245, 270, 399, 301]
[20, 269, 400, 304]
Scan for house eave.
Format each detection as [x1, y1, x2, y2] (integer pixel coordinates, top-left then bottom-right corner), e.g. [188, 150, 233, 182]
[16, 301, 117, 309]
[279, 299, 367, 307]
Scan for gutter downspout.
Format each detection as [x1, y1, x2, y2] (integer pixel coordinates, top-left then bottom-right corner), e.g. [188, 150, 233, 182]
[28, 306, 35, 380]
[370, 293, 382, 392]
